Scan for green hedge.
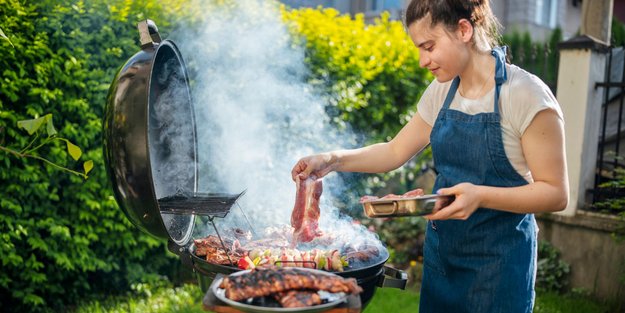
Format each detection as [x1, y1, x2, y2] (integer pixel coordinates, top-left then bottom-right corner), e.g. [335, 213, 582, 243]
[0, 1, 196, 311]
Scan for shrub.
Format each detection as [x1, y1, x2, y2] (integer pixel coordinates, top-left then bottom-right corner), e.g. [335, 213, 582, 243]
[536, 240, 570, 292]
[502, 28, 562, 91]
[0, 0, 195, 311]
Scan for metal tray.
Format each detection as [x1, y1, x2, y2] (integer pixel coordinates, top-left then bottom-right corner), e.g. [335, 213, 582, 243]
[211, 268, 348, 313]
[361, 194, 453, 218]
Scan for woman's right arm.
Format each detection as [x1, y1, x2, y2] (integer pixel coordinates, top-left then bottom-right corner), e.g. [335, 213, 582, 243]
[291, 112, 432, 180]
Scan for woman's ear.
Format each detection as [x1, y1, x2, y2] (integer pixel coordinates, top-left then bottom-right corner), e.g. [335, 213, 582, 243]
[457, 19, 474, 43]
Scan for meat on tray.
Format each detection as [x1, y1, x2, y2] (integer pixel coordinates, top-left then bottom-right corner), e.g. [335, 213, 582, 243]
[291, 176, 323, 244]
[359, 188, 424, 203]
[219, 266, 362, 302]
[273, 290, 322, 308]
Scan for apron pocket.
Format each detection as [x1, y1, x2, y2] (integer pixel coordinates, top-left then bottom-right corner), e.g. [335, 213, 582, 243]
[423, 221, 446, 275]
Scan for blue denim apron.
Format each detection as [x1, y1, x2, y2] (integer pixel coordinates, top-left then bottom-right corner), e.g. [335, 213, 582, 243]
[419, 47, 537, 313]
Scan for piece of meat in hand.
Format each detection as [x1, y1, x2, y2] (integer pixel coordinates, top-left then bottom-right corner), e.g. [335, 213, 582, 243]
[291, 176, 323, 244]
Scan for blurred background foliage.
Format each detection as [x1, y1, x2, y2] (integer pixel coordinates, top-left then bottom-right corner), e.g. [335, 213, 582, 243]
[0, 0, 198, 311]
[0, 0, 579, 311]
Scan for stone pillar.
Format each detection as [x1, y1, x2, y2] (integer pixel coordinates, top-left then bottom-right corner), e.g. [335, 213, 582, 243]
[556, 36, 609, 216]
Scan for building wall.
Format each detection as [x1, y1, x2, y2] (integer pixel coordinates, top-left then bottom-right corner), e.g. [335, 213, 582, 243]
[280, 0, 582, 42]
[491, 0, 581, 42]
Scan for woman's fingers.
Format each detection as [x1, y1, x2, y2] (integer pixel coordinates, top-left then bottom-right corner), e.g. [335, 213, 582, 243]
[291, 159, 310, 181]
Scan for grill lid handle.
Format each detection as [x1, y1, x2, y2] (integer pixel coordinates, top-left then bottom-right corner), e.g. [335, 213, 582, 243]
[138, 19, 162, 49]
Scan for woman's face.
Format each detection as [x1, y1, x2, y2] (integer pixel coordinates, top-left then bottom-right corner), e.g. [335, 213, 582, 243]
[408, 17, 470, 82]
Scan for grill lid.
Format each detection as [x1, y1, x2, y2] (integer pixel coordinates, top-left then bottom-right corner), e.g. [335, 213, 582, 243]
[104, 20, 214, 246]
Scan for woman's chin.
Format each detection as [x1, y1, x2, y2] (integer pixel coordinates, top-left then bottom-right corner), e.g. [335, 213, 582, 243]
[434, 73, 454, 83]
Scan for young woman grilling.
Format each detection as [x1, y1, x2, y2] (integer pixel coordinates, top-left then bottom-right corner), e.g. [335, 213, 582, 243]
[290, 0, 569, 312]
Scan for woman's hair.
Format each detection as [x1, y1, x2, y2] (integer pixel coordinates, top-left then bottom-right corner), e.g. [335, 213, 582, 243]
[404, 0, 501, 52]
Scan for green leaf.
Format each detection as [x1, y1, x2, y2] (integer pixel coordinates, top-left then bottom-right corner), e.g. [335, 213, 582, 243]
[0, 27, 14, 47]
[66, 140, 82, 160]
[83, 160, 93, 175]
[17, 115, 49, 135]
[45, 115, 57, 136]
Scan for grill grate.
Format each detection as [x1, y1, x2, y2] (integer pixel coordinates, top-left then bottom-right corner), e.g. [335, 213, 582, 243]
[158, 191, 245, 218]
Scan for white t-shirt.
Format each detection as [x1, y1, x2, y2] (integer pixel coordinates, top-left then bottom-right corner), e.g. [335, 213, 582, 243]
[417, 64, 563, 183]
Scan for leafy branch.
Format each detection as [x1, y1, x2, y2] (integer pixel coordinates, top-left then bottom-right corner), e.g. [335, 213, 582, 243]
[0, 26, 14, 47]
[0, 114, 93, 179]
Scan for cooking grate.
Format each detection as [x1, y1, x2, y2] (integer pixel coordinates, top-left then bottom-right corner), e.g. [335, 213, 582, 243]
[158, 191, 245, 218]
[159, 190, 255, 267]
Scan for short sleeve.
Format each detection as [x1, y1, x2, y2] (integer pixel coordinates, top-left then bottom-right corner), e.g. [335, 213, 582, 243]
[506, 68, 563, 136]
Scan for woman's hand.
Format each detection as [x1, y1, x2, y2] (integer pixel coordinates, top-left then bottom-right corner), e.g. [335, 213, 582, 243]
[291, 153, 337, 181]
[425, 183, 481, 220]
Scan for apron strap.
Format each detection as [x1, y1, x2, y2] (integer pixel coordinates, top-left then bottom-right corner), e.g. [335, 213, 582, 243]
[492, 46, 508, 114]
[441, 77, 460, 110]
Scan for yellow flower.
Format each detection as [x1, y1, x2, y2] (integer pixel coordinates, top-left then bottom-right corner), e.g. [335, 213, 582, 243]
[410, 260, 417, 267]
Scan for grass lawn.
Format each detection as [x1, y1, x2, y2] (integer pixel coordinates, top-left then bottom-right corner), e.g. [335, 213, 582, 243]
[73, 283, 615, 313]
[364, 288, 420, 312]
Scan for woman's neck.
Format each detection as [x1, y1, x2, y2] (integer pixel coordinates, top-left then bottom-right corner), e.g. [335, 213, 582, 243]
[458, 52, 496, 100]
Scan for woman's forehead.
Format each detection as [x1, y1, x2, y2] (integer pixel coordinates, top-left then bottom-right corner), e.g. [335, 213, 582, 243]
[409, 18, 449, 43]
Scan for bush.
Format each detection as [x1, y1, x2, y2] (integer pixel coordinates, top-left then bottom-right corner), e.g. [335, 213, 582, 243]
[502, 28, 562, 91]
[536, 240, 570, 292]
[0, 1, 196, 311]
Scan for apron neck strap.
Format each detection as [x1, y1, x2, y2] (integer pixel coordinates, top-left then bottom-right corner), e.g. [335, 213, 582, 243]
[492, 46, 507, 114]
[442, 77, 460, 110]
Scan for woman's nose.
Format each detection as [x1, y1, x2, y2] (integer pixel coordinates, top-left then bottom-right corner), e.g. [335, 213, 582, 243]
[419, 54, 430, 68]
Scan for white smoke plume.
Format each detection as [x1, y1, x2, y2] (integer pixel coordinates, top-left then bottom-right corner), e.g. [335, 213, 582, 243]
[167, 0, 380, 252]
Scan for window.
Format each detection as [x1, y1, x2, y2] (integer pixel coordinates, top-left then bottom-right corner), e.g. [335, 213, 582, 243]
[382, 0, 401, 10]
[535, 0, 558, 28]
[368, 0, 402, 12]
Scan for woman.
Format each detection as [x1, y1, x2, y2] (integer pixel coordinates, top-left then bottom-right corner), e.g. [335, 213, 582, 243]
[291, 0, 569, 312]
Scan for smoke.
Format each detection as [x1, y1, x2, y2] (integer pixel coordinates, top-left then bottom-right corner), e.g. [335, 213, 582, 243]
[150, 58, 196, 198]
[168, 0, 381, 251]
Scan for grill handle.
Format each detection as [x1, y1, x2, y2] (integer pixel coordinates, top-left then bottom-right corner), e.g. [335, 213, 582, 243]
[377, 265, 408, 289]
[138, 19, 162, 49]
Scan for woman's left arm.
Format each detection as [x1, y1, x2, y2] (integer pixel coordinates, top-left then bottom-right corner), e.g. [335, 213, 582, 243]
[429, 109, 569, 220]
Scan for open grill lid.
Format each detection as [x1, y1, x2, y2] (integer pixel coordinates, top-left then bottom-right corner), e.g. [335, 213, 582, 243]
[104, 20, 240, 246]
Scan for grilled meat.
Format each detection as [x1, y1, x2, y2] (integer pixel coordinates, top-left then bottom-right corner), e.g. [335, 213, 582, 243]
[344, 246, 380, 263]
[194, 235, 244, 265]
[219, 266, 362, 301]
[273, 290, 322, 308]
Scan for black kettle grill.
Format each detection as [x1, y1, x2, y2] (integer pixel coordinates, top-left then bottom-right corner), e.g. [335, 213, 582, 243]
[103, 20, 408, 308]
